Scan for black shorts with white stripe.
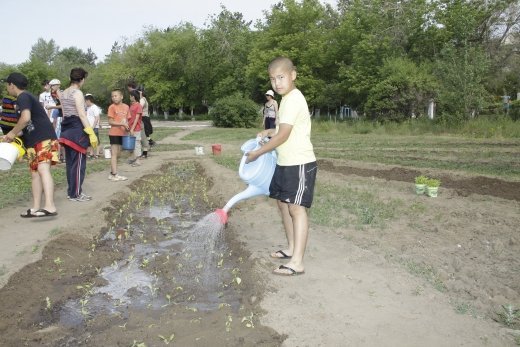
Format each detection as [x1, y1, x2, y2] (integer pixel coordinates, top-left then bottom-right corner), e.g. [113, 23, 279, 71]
[269, 161, 317, 208]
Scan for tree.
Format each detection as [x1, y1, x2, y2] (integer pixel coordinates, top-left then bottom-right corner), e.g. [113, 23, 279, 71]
[365, 57, 437, 120]
[247, 0, 335, 107]
[434, 45, 491, 119]
[29, 38, 59, 64]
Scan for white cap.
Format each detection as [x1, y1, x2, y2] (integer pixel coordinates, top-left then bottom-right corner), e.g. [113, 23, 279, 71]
[265, 90, 275, 97]
[49, 79, 61, 85]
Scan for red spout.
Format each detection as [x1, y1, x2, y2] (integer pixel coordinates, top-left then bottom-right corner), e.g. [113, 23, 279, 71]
[214, 209, 228, 224]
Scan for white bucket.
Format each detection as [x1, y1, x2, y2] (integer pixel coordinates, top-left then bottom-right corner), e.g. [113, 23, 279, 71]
[0, 142, 20, 170]
[195, 146, 204, 155]
[103, 145, 112, 159]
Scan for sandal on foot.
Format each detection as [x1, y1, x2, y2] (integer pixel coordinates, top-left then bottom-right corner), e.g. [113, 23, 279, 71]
[34, 209, 58, 217]
[20, 209, 38, 218]
[273, 265, 304, 276]
[270, 250, 292, 259]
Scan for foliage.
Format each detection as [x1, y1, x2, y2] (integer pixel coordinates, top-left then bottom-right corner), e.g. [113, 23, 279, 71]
[2, 0, 520, 123]
[211, 93, 260, 128]
[415, 175, 428, 185]
[365, 57, 437, 120]
[426, 178, 441, 188]
[509, 100, 520, 121]
[434, 45, 491, 121]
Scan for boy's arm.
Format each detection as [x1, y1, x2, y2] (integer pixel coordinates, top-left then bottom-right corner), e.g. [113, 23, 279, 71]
[93, 107, 100, 128]
[130, 111, 141, 134]
[245, 124, 292, 163]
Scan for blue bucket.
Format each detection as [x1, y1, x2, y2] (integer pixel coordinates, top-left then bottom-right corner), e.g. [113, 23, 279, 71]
[122, 135, 136, 150]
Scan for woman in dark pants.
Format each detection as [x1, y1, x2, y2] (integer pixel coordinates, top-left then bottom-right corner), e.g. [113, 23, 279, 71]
[58, 68, 98, 202]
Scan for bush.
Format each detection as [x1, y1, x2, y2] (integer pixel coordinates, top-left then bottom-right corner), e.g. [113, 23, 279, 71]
[211, 93, 260, 128]
[510, 100, 520, 121]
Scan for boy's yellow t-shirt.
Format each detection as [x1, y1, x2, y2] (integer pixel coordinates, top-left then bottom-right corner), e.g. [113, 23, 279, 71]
[276, 88, 316, 166]
[107, 103, 129, 136]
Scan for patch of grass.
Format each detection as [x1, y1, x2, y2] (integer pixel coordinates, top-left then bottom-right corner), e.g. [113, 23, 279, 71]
[453, 300, 473, 315]
[495, 304, 520, 329]
[149, 128, 182, 141]
[153, 143, 195, 152]
[0, 265, 6, 277]
[311, 182, 401, 228]
[213, 154, 242, 171]
[408, 201, 427, 214]
[180, 124, 520, 179]
[49, 228, 63, 237]
[399, 258, 447, 292]
[182, 128, 259, 144]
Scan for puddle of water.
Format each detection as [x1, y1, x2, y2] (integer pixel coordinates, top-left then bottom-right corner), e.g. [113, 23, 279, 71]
[60, 165, 239, 327]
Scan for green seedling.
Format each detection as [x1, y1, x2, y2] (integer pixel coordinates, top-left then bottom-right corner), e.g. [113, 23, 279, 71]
[426, 178, 441, 188]
[158, 334, 175, 345]
[45, 297, 52, 311]
[131, 341, 146, 347]
[147, 283, 158, 297]
[496, 304, 519, 327]
[225, 314, 233, 332]
[80, 298, 89, 316]
[241, 312, 255, 328]
[53, 257, 63, 266]
[31, 245, 40, 254]
[415, 175, 428, 185]
[141, 258, 150, 268]
[231, 268, 242, 285]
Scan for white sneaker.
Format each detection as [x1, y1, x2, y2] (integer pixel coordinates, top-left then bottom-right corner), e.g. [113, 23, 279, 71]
[108, 174, 128, 181]
[68, 193, 92, 202]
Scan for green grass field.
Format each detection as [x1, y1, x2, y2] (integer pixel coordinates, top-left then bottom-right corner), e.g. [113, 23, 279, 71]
[2, 121, 519, 209]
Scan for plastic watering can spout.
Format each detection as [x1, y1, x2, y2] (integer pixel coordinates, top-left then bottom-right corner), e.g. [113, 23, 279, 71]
[222, 185, 269, 212]
[216, 138, 277, 222]
[214, 209, 228, 224]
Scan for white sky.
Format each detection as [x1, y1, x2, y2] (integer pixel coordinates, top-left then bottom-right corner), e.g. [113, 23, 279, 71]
[4, 0, 336, 65]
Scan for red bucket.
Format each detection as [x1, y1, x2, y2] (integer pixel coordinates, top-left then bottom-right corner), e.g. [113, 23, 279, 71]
[211, 144, 222, 155]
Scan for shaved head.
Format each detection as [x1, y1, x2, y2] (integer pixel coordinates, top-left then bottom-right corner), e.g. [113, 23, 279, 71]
[268, 57, 295, 73]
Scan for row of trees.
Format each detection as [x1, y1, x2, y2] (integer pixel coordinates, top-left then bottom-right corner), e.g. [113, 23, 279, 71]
[1, 0, 519, 122]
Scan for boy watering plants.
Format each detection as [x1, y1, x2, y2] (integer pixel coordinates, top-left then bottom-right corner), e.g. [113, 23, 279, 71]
[246, 57, 317, 276]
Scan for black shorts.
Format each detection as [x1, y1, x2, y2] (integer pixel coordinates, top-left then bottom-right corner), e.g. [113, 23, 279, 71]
[109, 135, 123, 145]
[269, 161, 317, 208]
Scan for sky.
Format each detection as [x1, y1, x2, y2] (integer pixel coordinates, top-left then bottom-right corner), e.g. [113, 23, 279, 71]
[4, 0, 335, 65]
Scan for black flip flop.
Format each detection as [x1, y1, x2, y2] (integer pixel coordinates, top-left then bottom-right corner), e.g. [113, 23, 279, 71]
[270, 250, 292, 259]
[273, 265, 304, 276]
[20, 209, 37, 218]
[34, 209, 58, 217]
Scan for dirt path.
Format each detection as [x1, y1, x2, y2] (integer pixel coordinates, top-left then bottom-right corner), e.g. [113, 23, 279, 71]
[0, 124, 518, 346]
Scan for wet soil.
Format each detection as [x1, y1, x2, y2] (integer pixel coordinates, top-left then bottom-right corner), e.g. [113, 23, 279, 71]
[0, 162, 283, 347]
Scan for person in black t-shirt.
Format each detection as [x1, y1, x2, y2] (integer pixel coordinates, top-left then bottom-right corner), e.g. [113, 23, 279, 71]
[2, 72, 58, 218]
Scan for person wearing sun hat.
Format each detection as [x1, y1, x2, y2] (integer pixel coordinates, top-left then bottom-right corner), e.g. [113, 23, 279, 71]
[263, 89, 278, 130]
[2, 72, 59, 218]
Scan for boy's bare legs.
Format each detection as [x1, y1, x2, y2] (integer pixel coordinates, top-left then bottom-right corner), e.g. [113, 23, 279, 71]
[110, 144, 119, 174]
[274, 201, 308, 274]
[31, 162, 56, 213]
[276, 200, 295, 255]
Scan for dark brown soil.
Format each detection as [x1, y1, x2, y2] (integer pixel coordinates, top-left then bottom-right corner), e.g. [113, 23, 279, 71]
[318, 159, 520, 201]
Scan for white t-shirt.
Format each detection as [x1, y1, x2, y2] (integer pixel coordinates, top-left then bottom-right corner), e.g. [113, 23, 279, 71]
[39, 91, 54, 107]
[86, 104, 101, 128]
